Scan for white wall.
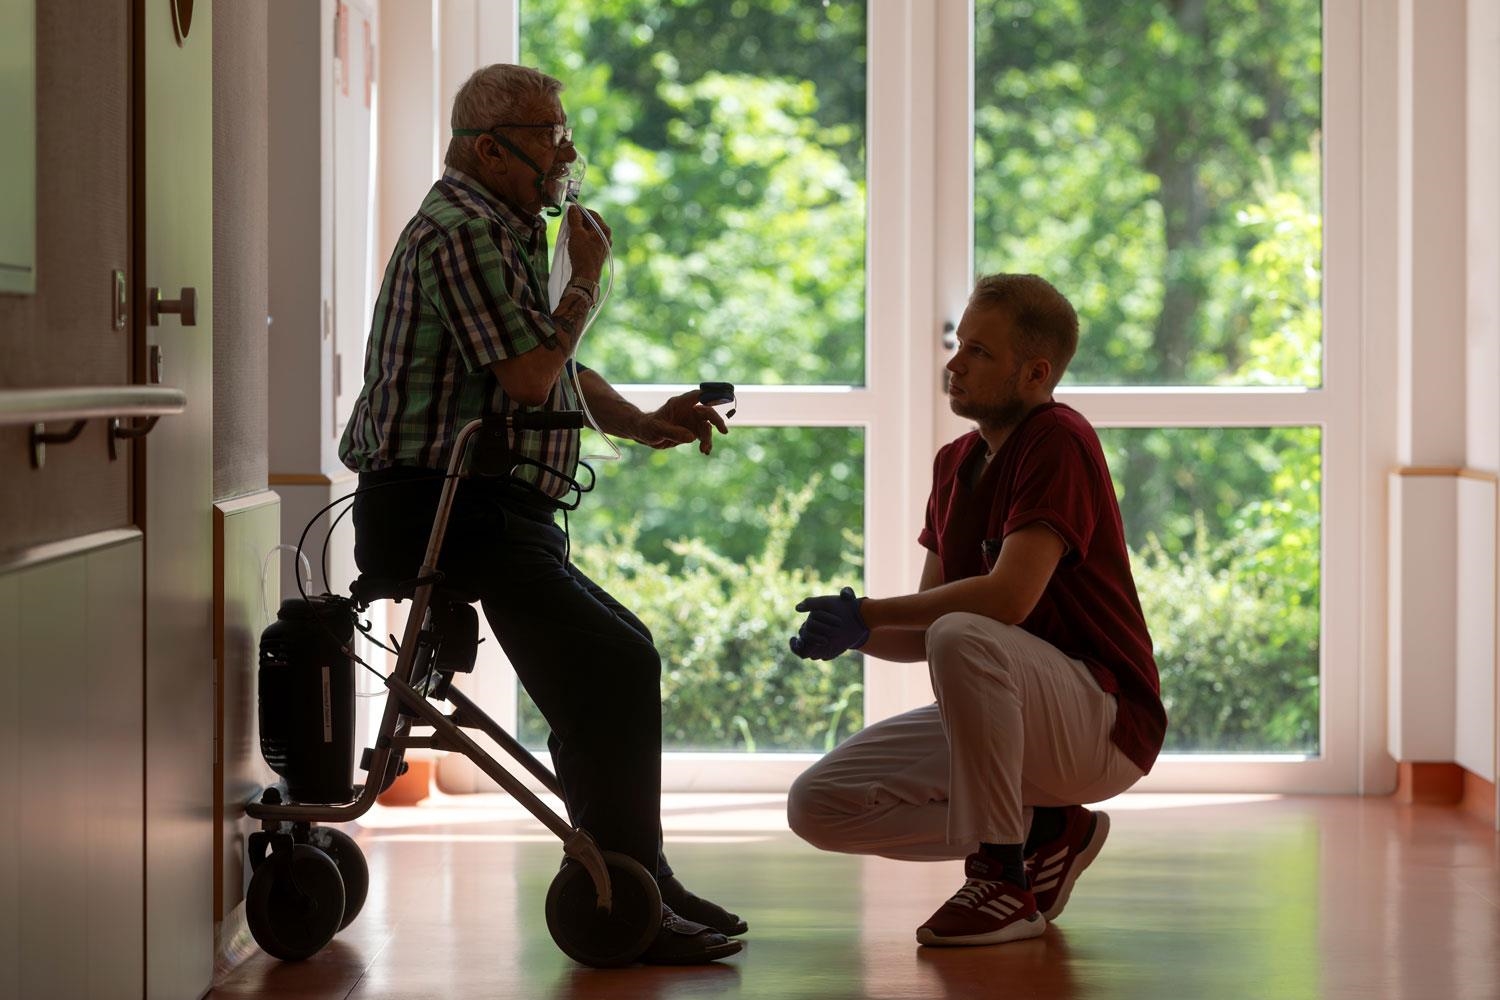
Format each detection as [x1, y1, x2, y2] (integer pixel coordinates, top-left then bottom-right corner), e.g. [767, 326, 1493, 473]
[1455, 477, 1496, 779]
[1385, 0, 1500, 797]
[1396, 0, 1468, 467]
[1467, 0, 1500, 476]
[1387, 472, 1459, 762]
[1463, 0, 1500, 788]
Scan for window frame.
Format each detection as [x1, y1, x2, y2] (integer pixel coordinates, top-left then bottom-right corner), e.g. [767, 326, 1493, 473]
[432, 0, 1371, 795]
[932, 0, 1365, 792]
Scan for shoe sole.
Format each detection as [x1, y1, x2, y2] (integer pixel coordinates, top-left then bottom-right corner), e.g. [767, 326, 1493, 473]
[640, 938, 743, 965]
[915, 913, 1046, 947]
[1040, 810, 1110, 922]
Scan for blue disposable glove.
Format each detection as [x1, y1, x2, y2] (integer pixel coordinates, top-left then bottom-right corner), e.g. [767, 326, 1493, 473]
[788, 623, 841, 660]
[789, 587, 870, 661]
[788, 632, 835, 660]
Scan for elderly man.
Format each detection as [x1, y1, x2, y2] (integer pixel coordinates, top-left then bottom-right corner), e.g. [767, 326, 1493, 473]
[340, 64, 740, 965]
[787, 274, 1166, 947]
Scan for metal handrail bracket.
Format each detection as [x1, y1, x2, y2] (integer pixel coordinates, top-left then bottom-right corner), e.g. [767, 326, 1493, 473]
[1, 386, 187, 469]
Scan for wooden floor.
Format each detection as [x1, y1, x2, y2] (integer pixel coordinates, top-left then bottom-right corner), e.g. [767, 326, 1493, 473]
[211, 791, 1500, 1000]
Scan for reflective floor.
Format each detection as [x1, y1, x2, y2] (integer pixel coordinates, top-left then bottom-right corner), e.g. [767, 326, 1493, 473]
[211, 791, 1500, 1000]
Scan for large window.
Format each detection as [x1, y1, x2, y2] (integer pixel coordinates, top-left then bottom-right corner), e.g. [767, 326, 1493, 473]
[446, 0, 1360, 792]
[951, 0, 1353, 784]
[515, 0, 878, 762]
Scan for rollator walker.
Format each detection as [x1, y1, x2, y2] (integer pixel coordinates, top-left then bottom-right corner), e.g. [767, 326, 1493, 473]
[243, 410, 662, 968]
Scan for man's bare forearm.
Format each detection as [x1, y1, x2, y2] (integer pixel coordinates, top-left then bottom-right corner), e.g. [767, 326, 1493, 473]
[486, 288, 590, 406]
[862, 575, 1024, 631]
[577, 368, 646, 438]
[859, 628, 929, 663]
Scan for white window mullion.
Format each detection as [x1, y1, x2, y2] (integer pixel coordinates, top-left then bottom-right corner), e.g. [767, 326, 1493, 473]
[933, 0, 975, 451]
[860, 0, 945, 723]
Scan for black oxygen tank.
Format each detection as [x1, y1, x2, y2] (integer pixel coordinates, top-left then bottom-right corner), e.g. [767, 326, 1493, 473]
[257, 595, 357, 803]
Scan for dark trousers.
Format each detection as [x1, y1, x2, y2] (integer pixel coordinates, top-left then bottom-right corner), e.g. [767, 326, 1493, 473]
[351, 467, 667, 876]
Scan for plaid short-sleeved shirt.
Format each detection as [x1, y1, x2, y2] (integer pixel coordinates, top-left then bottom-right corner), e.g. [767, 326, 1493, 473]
[338, 169, 582, 498]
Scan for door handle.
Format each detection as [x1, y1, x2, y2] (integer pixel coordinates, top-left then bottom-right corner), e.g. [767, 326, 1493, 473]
[149, 286, 198, 326]
[941, 320, 956, 393]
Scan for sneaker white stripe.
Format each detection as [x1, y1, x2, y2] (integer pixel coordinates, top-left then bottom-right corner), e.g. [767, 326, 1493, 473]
[980, 900, 1017, 919]
[1031, 877, 1060, 892]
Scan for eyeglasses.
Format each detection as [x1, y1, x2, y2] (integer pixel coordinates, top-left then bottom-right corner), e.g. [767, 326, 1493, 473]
[454, 122, 573, 149]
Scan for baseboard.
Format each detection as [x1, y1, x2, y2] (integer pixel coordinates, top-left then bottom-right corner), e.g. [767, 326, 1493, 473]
[1394, 762, 1464, 804]
[1462, 769, 1497, 826]
[1395, 762, 1497, 827]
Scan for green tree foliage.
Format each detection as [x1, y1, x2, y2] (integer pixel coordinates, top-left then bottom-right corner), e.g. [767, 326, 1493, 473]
[568, 426, 864, 575]
[524, 0, 867, 385]
[518, 0, 1325, 755]
[974, 0, 1322, 386]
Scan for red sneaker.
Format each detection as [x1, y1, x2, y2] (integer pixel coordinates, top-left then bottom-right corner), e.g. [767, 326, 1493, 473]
[1025, 807, 1109, 922]
[915, 853, 1046, 947]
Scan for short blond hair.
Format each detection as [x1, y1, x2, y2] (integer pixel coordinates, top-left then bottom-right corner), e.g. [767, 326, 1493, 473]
[970, 274, 1079, 389]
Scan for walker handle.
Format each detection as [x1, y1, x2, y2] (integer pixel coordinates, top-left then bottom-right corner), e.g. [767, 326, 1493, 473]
[509, 410, 586, 430]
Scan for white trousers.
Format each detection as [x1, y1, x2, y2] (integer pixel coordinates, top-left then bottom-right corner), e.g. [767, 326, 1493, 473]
[787, 612, 1145, 860]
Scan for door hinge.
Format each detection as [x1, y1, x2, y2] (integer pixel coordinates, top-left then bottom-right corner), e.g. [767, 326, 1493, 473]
[113, 269, 127, 330]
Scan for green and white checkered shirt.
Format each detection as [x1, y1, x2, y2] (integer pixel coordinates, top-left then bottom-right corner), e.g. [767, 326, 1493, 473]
[339, 169, 582, 498]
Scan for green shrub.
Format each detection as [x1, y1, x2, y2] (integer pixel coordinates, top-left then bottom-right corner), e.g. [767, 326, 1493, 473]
[1137, 514, 1320, 753]
[520, 485, 1321, 756]
[519, 479, 865, 751]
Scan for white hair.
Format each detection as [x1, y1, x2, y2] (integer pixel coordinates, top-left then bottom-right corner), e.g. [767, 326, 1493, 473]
[445, 64, 563, 170]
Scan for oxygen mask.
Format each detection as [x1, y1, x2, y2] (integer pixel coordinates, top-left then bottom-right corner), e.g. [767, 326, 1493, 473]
[563, 154, 586, 204]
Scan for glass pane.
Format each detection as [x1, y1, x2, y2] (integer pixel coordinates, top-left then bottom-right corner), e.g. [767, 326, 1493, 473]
[973, 2, 1323, 387]
[521, 0, 868, 386]
[517, 427, 867, 752]
[1098, 427, 1321, 753]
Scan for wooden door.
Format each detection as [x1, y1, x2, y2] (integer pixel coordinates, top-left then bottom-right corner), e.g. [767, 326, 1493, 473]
[137, 0, 215, 995]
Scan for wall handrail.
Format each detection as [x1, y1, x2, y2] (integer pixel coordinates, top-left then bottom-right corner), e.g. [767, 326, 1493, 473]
[1, 386, 187, 469]
[0, 385, 186, 425]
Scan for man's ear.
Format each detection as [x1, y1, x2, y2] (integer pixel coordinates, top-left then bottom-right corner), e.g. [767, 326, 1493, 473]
[1027, 357, 1052, 390]
[477, 134, 506, 174]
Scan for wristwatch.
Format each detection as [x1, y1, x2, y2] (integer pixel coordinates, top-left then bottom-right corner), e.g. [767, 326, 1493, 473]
[564, 276, 600, 310]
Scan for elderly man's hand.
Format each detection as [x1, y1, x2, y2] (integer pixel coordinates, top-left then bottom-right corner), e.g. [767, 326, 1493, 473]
[789, 587, 870, 660]
[633, 388, 729, 454]
[565, 204, 612, 281]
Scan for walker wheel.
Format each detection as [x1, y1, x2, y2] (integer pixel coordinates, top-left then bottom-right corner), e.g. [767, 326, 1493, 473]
[544, 851, 661, 968]
[245, 844, 346, 961]
[306, 826, 369, 931]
